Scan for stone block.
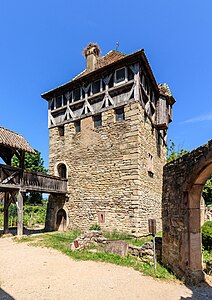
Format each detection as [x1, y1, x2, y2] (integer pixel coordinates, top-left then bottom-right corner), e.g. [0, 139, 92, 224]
[105, 240, 129, 256]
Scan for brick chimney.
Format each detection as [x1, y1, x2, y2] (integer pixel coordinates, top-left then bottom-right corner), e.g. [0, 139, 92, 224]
[84, 43, 100, 72]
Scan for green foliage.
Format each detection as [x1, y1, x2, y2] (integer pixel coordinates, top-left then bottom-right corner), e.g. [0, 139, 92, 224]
[202, 249, 212, 263]
[202, 176, 212, 206]
[11, 149, 47, 204]
[202, 221, 212, 251]
[103, 230, 158, 247]
[89, 224, 101, 231]
[16, 231, 177, 281]
[167, 141, 189, 163]
[11, 149, 47, 173]
[0, 203, 47, 228]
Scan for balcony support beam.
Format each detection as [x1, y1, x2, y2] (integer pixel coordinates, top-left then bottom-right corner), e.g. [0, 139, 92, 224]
[16, 190, 23, 236]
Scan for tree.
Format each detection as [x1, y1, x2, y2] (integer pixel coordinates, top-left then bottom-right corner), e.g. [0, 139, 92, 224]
[202, 176, 212, 206]
[11, 149, 47, 173]
[167, 140, 189, 163]
[11, 150, 47, 204]
[167, 141, 212, 206]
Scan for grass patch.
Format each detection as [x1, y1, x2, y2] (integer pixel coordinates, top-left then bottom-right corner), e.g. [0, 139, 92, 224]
[15, 230, 176, 281]
[103, 230, 161, 247]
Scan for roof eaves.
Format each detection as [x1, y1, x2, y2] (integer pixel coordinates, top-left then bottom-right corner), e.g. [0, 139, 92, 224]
[0, 127, 35, 154]
[41, 48, 161, 100]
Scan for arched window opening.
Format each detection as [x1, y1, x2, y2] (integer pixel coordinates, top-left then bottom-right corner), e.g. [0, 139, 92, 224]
[57, 163, 67, 179]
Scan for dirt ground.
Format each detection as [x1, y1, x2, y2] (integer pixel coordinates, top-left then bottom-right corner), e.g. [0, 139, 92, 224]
[0, 237, 211, 300]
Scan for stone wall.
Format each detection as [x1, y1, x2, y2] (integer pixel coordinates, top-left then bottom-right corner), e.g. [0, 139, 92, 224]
[162, 140, 212, 284]
[47, 99, 166, 234]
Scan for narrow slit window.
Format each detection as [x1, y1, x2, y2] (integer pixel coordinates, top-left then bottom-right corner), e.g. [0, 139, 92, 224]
[56, 95, 62, 108]
[98, 212, 105, 223]
[115, 107, 125, 122]
[58, 125, 64, 137]
[75, 120, 81, 133]
[93, 114, 102, 128]
[147, 153, 154, 176]
[92, 80, 101, 94]
[73, 88, 80, 101]
[63, 94, 67, 106]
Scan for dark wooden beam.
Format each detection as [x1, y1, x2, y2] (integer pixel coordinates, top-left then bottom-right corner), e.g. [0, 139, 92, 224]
[3, 192, 11, 234]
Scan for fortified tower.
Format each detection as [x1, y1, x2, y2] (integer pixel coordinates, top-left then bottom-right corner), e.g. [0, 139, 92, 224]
[41, 43, 175, 234]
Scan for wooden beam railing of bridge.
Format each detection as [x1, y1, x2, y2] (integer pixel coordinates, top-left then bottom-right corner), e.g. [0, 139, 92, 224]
[0, 163, 67, 194]
[0, 163, 67, 236]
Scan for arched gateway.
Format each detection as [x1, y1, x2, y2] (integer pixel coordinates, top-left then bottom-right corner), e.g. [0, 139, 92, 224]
[162, 140, 212, 284]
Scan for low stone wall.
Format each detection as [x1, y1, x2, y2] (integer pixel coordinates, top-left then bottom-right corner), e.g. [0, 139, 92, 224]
[69, 231, 162, 260]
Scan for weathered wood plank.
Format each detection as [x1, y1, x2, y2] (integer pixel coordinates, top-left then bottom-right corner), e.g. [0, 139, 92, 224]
[16, 190, 23, 236]
[0, 164, 67, 194]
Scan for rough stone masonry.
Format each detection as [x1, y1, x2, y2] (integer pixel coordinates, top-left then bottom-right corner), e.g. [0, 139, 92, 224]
[43, 43, 175, 234]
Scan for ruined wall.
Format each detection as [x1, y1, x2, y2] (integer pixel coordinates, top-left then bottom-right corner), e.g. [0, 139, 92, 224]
[47, 99, 166, 234]
[162, 140, 212, 284]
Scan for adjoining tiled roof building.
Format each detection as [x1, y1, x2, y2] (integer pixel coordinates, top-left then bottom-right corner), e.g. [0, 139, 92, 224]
[43, 43, 175, 234]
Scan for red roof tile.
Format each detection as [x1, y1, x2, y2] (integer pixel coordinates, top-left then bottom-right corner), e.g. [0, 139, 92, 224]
[95, 50, 127, 69]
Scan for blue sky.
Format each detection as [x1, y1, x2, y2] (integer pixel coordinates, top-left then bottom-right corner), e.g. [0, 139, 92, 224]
[0, 0, 211, 168]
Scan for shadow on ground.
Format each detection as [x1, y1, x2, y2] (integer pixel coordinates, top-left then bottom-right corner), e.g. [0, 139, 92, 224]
[181, 280, 212, 300]
[0, 226, 45, 236]
[0, 288, 15, 299]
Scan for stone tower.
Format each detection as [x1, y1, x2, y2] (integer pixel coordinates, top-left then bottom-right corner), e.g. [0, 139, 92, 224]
[41, 43, 175, 234]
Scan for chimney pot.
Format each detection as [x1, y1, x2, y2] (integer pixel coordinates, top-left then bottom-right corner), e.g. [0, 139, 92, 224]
[84, 43, 100, 72]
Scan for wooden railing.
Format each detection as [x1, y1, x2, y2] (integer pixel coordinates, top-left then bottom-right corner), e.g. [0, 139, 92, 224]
[0, 164, 67, 194]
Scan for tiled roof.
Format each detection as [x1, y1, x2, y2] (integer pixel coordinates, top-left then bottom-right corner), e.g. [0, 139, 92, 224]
[96, 50, 127, 69]
[0, 127, 35, 153]
[41, 47, 162, 99]
[74, 50, 127, 80]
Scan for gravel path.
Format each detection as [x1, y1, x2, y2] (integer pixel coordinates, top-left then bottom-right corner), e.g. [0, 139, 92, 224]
[0, 237, 211, 300]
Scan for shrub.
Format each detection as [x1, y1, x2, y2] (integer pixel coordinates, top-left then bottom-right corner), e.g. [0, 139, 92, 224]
[202, 221, 212, 250]
[90, 224, 101, 231]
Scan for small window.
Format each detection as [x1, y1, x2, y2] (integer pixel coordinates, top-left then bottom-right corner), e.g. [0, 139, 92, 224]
[75, 120, 81, 133]
[115, 67, 126, 85]
[115, 107, 125, 122]
[73, 88, 80, 101]
[58, 125, 64, 137]
[108, 74, 114, 88]
[57, 163, 67, 179]
[92, 80, 101, 94]
[98, 212, 105, 223]
[81, 88, 85, 99]
[56, 95, 62, 108]
[128, 67, 134, 81]
[147, 153, 154, 176]
[93, 114, 102, 128]
[63, 94, 67, 106]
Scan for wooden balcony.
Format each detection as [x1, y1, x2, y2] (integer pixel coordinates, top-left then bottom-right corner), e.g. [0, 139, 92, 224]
[0, 164, 67, 194]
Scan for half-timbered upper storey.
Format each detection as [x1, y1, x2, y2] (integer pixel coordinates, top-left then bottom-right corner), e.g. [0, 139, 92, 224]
[41, 43, 175, 143]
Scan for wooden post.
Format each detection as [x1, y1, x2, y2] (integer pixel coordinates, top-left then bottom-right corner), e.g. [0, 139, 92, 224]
[16, 190, 23, 236]
[3, 192, 10, 234]
[148, 219, 157, 271]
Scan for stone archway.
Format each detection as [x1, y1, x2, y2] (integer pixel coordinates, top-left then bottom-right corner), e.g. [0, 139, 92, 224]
[56, 208, 67, 231]
[162, 140, 212, 284]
